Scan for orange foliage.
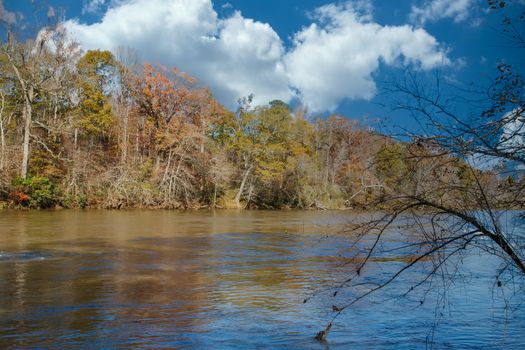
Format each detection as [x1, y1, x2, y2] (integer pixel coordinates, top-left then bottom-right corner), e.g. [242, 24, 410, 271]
[133, 63, 223, 154]
[15, 191, 30, 202]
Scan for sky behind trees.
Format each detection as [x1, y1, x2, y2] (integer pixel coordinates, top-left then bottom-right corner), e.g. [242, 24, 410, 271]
[2, 0, 524, 124]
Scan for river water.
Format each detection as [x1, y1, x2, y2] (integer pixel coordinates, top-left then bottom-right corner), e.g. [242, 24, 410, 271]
[0, 210, 523, 349]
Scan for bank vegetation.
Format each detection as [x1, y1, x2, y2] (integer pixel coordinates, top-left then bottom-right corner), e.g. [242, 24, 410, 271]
[0, 26, 513, 211]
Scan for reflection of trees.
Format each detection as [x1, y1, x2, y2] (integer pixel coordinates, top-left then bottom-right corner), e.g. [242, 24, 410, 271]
[111, 236, 212, 332]
[207, 232, 328, 311]
[0, 210, 354, 347]
[0, 212, 214, 347]
[0, 213, 29, 349]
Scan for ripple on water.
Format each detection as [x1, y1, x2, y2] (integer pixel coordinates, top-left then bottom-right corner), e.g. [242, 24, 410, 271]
[0, 211, 524, 349]
[0, 250, 51, 262]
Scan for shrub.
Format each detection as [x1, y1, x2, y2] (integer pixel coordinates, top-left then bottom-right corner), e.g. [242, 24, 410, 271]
[11, 176, 57, 209]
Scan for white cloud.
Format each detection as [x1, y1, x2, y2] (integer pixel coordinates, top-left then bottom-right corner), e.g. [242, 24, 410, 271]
[285, 2, 450, 111]
[409, 0, 476, 26]
[65, 0, 450, 111]
[469, 109, 525, 172]
[0, 0, 16, 24]
[467, 153, 502, 171]
[501, 108, 525, 151]
[82, 0, 107, 15]
[67, 0, 292, 108]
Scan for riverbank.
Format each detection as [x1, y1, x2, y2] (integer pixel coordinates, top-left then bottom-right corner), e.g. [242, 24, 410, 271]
[0, 175, 378, 211]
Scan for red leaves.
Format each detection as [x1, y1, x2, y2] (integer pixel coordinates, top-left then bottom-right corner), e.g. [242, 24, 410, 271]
[139, 63, 202, 125]
[14, 191, 30, 203]
[132, 63, 224, 155]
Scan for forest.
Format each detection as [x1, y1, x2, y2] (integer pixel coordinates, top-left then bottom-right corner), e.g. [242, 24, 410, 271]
[0, 26, 507, 210]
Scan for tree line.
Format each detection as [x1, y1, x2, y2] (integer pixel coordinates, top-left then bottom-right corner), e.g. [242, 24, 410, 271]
[0, 26, 508, 210]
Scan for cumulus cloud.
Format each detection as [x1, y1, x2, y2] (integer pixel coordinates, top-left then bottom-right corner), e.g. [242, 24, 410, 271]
[65, 0, 450, 111]
[409, 0, 476, 26]
[285, 2, 450, 111]
[468, 109, 525, 172]
[67, 0, 292, 108]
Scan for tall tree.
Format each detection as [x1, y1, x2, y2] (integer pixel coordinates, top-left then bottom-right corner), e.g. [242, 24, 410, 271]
[1, 26, 77, 178]
[76, 50, 116, 140]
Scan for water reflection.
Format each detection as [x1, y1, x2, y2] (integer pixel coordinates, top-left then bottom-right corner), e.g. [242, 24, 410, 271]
[0, 210, 523, 349]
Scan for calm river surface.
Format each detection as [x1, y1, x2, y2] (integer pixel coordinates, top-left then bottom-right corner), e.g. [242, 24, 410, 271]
[0, 210, 523, 349]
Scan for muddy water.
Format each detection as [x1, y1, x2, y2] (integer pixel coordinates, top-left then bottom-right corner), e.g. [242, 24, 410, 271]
[0, 210, 523, 349]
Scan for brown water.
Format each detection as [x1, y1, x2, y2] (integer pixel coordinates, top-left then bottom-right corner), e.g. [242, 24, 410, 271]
[0, 210, 523, 349]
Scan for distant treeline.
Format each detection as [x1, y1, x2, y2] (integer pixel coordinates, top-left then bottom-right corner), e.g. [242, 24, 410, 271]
[0, 34, 497, 209]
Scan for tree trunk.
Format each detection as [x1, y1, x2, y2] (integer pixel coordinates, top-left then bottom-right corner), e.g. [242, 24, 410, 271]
[0, 92, 5, 171]
[245, 183, 254, 209]
[122, 105, 129, 163]
[200, 119, 206, 154]
[488, 232, 525, 274]
[74, 128, 78, 149]
[213, 182, 217, 208]
[20, 86, 34, 179]
[235, 164, 252, 208]
[0, 120, 4, 171]
[7, 55, 34, 179]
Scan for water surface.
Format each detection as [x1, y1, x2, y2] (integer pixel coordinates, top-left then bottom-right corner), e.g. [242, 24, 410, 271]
[0, 210, 523, 349]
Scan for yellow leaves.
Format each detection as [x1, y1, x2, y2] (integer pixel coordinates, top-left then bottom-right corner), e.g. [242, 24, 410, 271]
[77, 82, 114, 136]
[374, 143, 409, 188]
[76, 50, 117, 138]
[77, 106, 113, 136]
[255, 158, 286, 184]
[77, 50, 116, 91]
[288, 141, 309, 157]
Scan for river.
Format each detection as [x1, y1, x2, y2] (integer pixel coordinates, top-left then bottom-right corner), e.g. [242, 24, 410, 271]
[0, 210, 523, 349]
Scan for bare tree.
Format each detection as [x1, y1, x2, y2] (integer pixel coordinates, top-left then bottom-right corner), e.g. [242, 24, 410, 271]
[1, 3, 77, 178]
[313, 1, 525, 341]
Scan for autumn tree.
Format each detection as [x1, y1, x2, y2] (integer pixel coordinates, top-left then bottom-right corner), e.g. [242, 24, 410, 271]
[2, 32, 51, 178]
[0, 23, 80, 180]
[309, 116, 383, 208]
[132, 63, 224, 208]
[0, 76, 15, 172]
[113, 46, 141, 163]
[76, 50, 116, 143]
[225, 99, 312, 208]
[374, 142, 409, 189]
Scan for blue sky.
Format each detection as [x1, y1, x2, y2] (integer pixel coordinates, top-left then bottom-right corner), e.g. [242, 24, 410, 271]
[2, 0, 524, 129]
